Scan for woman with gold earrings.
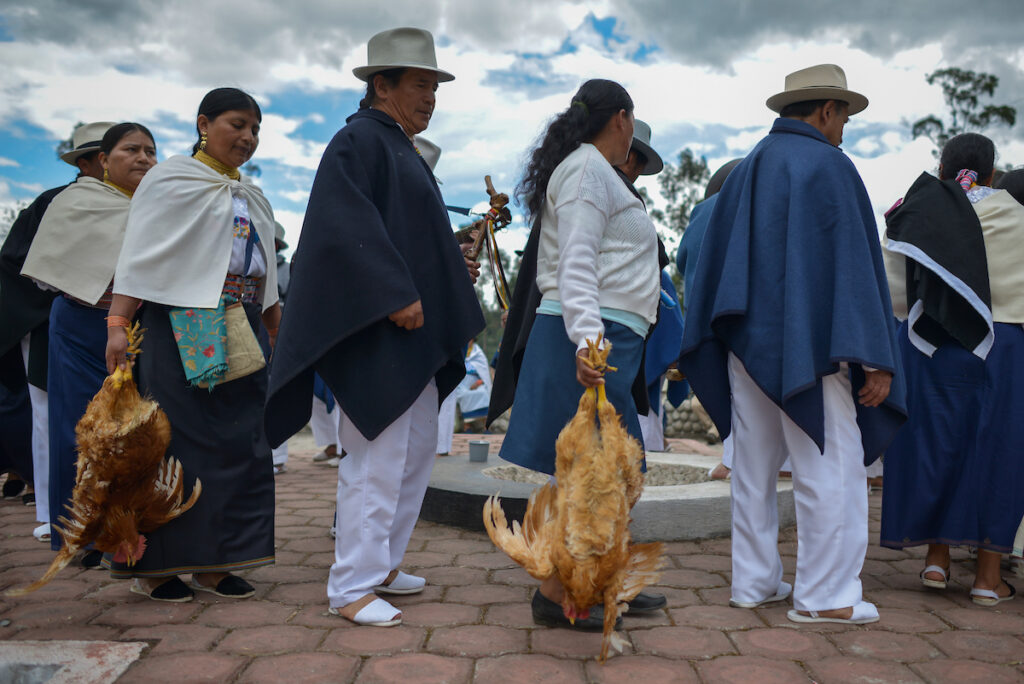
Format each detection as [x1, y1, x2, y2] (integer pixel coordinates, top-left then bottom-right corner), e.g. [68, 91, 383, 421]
[104, 88, 280, 603]
[21, 123, 157, 567]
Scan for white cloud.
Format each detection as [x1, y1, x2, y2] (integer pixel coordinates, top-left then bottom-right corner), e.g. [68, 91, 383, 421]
[0, 157, 19, 167]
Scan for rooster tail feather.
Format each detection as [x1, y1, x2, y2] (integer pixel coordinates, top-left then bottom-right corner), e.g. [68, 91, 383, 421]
[483, 491, 555, 580]
[4, 545, 77, 596]
[614, 542, 667, 604]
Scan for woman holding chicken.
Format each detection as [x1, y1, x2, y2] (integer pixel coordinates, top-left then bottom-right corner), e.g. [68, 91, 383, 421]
[104, 88, 280, 603]
[498, 79, 662, 629]
[21, 122, 157, 564]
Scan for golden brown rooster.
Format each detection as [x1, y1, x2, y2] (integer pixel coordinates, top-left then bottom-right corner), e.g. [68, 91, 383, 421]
[7, 323, 201, 596]
[484, 337, 666, 662]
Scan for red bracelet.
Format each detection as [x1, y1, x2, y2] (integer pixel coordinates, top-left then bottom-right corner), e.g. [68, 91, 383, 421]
[106, 315, 131, 329]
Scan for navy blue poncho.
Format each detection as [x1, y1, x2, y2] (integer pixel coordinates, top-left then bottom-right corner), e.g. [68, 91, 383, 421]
[678, 118, 906, 463]
[265, 109, 485, 443]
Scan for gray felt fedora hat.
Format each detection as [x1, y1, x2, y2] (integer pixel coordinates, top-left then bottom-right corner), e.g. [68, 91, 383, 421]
[60, 121, 116, 165]
[353, 27, 454, 83]
[766, 64, 868, 115]
[631, 119, 663, 176]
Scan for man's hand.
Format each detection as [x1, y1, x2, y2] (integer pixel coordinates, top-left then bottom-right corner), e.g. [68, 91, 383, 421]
[575, 348, 605, 388]
[461, 238, 481, 283]
[858, 369, 892, 407]
[389, 300, 424, 330]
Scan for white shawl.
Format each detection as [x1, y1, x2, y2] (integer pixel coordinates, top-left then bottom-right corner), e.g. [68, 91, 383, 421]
[21, 177, 131, 305]
[113, 155, 278, 311]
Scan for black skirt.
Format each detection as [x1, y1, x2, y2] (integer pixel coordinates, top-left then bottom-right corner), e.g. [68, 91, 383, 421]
[105, 301, 275, 578]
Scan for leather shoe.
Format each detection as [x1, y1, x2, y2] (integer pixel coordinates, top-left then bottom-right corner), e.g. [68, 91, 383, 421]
[531, 589, 622, 632]
[625, 591, 667, 614]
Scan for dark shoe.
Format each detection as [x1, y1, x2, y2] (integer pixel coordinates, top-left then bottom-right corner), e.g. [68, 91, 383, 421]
[130, 577, 194, 603]
[190, 574, 256, 598]
[625, 591, 667, 614]
[81, 550, 103, 570]
[22, 492, 35, 506]
[531, 589, 621, 632]
[2, 478, 26, 499]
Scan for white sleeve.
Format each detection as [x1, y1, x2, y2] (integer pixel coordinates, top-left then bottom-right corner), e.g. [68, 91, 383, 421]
[554, 197, 607, 352]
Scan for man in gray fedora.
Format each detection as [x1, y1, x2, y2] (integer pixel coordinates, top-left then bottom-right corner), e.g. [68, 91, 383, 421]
[265, 27, 484, 628]
[679, 64, 906, 625]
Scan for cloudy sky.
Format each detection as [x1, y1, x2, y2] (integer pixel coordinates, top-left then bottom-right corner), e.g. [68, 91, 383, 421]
[1, 0, 1022, 256]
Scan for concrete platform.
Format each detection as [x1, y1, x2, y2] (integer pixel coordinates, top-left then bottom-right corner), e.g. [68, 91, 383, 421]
[422, 447, 795, 542]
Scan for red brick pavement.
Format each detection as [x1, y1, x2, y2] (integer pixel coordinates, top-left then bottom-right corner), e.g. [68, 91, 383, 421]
[1, 431, 1022, 682]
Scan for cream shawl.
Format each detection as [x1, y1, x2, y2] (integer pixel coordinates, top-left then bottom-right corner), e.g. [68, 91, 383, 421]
[113, 155, 278, 311]
[884, 188, 1024, 324]
[21, 177, 131, 305]
[974, 189, 1024, 323]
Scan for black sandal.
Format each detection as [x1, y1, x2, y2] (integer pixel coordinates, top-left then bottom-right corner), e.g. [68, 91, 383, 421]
[130, 577, 194, 603]
[190, 574, 255, 598]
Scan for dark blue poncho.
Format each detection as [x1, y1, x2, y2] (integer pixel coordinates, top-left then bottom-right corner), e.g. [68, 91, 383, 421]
[265, 109, 485, 444]
[678, 118, 906, 463]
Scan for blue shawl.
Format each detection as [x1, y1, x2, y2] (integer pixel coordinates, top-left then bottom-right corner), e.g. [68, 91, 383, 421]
[678, 118, 906, 463]
[265, 109, 485, 443]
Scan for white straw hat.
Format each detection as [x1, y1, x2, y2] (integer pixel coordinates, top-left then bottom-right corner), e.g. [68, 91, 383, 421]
[766, 64, 868, 115]
[414, 136, 441, 171]
[60, 121, 116, 165]
[353, 27, 454, 83]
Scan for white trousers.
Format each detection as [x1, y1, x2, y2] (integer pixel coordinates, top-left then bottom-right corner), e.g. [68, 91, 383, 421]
[436, 391, 457, 454]
[310, 395, 340, 448]
[638, 407, 665, 452]
[271, 442, 288, 466]
[328, 380, 438, 607]
[21, 335, 49, 523]
[723, 436, 791, 473]
[727, 353, 868, 612]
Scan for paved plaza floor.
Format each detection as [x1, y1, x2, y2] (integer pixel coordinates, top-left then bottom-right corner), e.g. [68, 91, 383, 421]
[1, 431, 1022, 683]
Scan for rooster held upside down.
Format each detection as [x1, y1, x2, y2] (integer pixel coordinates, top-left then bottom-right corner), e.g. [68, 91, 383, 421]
[483, 337, 666, 662]
[7, 323, 201, 596]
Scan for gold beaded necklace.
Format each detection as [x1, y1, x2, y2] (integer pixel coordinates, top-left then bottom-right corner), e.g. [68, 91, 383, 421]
[193, 149, 241, 180]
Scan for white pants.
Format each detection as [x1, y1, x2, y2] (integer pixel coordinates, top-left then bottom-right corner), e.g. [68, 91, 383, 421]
[727, 353, 868, 612]
[21, 335, 49, 524]
[638, 408, 665, 452]
[310, 395, 340, 449]
[723, 437, 791, 473]
[271, 442, 288, 466]
[436, 391, 457, 454]
[328, 380, 438, 607]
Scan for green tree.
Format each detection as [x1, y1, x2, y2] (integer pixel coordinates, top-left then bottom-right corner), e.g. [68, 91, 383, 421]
[911, 68, 1017, 156]
[648, 148, 710, 238]
[471, 234, 520, 359]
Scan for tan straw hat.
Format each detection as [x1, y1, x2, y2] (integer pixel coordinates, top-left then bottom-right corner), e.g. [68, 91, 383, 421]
[60, 121, 116, 165]
[353, 27, 454, 83]
[766, 64, 868, 115]
[631, 119, 663, 176]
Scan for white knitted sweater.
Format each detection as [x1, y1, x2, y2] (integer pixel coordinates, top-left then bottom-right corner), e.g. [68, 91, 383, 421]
[536, 143, 660, 351]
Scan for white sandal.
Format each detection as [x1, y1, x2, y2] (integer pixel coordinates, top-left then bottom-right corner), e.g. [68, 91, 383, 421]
[970, 582, 1015, 607]
[329, 597, 402, 627]
[787, 600, 879, 625]
[920, 564, 949, 589]
[374, 570, 425, 595]
[32, 523, 50, 543]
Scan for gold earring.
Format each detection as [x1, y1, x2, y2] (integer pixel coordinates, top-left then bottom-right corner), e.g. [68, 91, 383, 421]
[103, 168, 109, 181]
[200, 132, 208, 151]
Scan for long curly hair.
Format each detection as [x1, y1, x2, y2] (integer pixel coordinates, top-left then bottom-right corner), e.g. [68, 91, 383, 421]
[517, 79, 633, 220]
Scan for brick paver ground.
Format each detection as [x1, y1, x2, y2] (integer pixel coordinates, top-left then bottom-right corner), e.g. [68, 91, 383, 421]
[2, 430, 1022, 682]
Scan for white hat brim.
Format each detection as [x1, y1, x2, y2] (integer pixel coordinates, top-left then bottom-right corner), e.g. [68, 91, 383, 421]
[60, 144, 102, 166]
[766, 87, 868, 115]
[353, 64, 455, 83]
[632, 139, 664, 176]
